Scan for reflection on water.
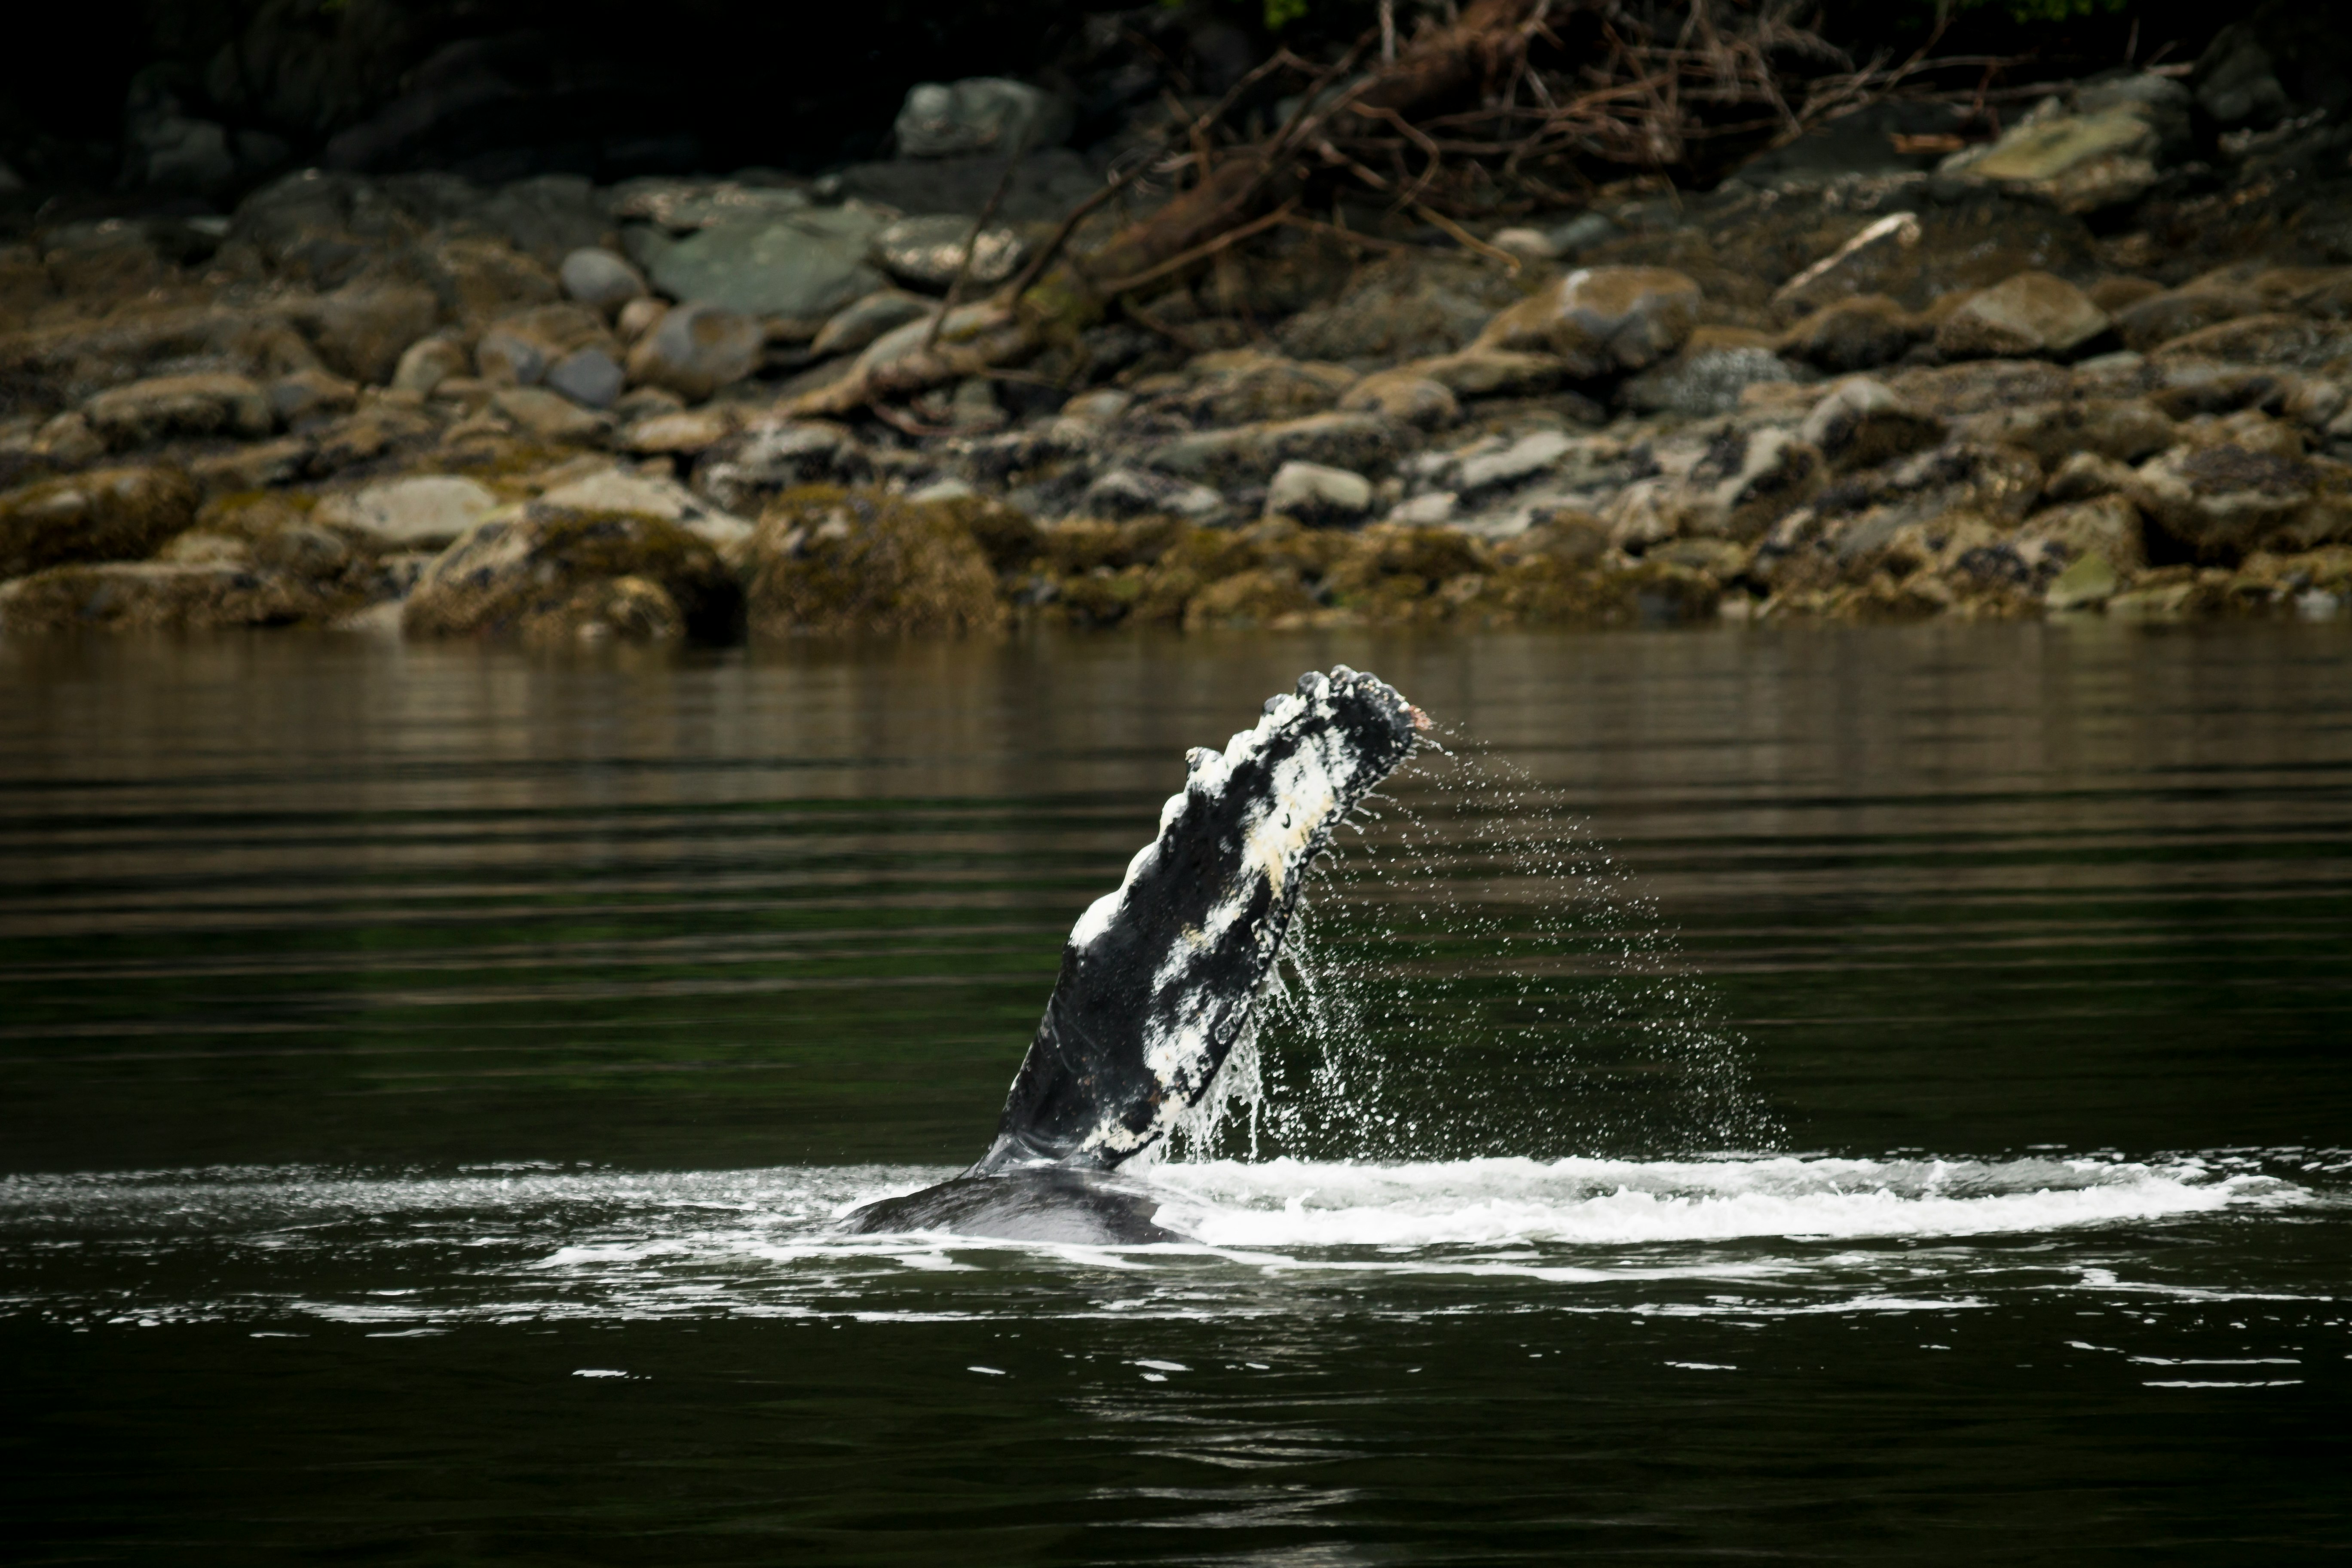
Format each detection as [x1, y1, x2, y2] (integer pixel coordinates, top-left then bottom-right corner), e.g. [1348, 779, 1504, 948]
[3, 623, 2349, 1564]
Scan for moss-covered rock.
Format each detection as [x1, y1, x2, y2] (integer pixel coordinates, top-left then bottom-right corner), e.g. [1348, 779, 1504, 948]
[742, 486, 1003, 638]
[404, 509, 741, 642]
[0, 465, 198, 579]
[0, 561, 342, 632]
[518, 576, 686, 646]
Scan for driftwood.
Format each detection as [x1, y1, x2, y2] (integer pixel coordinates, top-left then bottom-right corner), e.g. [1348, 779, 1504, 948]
[789, 0, 2010, 420]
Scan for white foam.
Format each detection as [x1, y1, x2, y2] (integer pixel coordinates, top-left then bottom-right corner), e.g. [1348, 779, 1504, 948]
[1142, 1154, 2293, 1248]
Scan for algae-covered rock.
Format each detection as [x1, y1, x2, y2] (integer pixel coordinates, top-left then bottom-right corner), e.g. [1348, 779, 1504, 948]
[0, 464, 198, 579]
[0, 561, 341, 631]
[404, 510, 741, 642]
[741, 486, 1004, 637]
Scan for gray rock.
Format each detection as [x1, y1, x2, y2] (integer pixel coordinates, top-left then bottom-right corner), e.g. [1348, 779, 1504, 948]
[1620, 346, 1800, 416]
[628, 204, 891, 321]
[1083, 466, 1225, 521]
[625, 301, 763, 401]
[1264, 461, 1373, 525]
[475, 327, 548, 387]
[535, 469, 752, 552]
[1145, 412, 1403, 488]
[893, 78, 1071, 158]
[1455, 431, 1574, 495]
[691, 421, 867, 513]
[1477, 267, 1703, 378]
[560, 248, 649, 313]
[546, 348, 627, 410]
[870, 216, 1027, 291]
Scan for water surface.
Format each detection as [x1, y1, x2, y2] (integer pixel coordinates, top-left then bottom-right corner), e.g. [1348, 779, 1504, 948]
[3, 624, 2348, 1564]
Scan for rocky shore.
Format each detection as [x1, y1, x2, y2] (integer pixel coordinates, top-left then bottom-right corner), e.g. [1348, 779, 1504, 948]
[7, 60, 2352, 643]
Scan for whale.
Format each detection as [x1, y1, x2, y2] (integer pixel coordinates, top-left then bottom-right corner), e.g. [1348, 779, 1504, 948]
[843, 666, 1427, 1243]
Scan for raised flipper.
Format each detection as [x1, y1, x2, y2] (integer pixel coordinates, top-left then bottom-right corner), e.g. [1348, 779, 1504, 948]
[843, 667, 1424, 1240]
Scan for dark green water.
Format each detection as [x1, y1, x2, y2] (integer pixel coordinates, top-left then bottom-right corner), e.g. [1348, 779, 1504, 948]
[3, 624, 2348, 1565]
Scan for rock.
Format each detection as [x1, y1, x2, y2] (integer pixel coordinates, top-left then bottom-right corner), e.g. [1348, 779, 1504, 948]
[1777, 296, 1919, 373]
[741, 487, 1003, 637]
[2042, 550, 2122, 610]
[1772, 213, 1923, 313]
[519, 575, 689, 645]
[2149, 315, 2352, 370]
[1477, 267, 1702, 378]
[1620, 340, 1800, 416]
[617, 298, 669, 344]
[1162, 352, 1357, 426]
[559, 249, 648, 313]
[811, 291, 937, 358]
[1083, 467, 1225, 521]
[1933, 272, 2110, 360]
[1770, 200, 2096, 319]
[893, 79, 1071, 158]
[1682, 427, 1826, 542]
[2112, 287, 2266, 353]
[1887, 359, 2076, 416]
[2045, 451, 2140, 503]
[392, 338, 469, 397]
[2133, 444, 2352, 557]
[691, 420, 867, 513]
[1265, 461, 1374, 526]
[404, 510, 741, 642]
[475, 303, 616, 390]
[83, 374, 275, 449]
[536, 467, 752, 551]
[629, 205, 891, 322]
[1338, 370, 1460, 428]
[492, 387, 610, 445]
[2195, 27, 2289, 131]
[0, 561, 337, 631]
[423, 238, 561, 326]
[1939, 77, 2189, 213]
[1491, 227, 1559, 264]
[1277, 252, 1523, 366]
[301, 283, 442, 385]
[190, 437, 313, 493]
[1799, 378, 1945, 472]
[1406, 349, 1570, 399]
[267, 369, 360, 425]
[316, 475, 500, 550]
[870, 216, 1026, 291]
[2019, 493, 2148, 573]
[1456, 431, 1575, 496]
[625, 302, 763, 401]
[546, 349, 627, 410]
[34, 414, 106, 471]
[1956, 398, 2176, 470]
[0, 465, 198, 578]
[625, 407, 739, 458]
[1146, 412, 1403, 489]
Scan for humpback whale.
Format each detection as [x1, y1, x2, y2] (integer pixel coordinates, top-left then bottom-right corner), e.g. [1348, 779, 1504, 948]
[844, 666, 1427, 1243]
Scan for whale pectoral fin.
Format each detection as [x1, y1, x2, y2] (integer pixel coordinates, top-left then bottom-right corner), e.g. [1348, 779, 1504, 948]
[972, 667, 1421, 1175]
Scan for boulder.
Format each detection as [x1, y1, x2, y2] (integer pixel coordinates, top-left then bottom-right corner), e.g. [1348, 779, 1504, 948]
[535, 468, 752, 551]
[2133, 444, 2352, 558]
[2042, 550, 2122, 611]
[1933, 273, 2110, 360]
[741, 486, 1003, 637]
[625, 302, 763, 402]
[892, 79, 1071, 158]
[2018, 493, 2148, 573]
[517, 575, 690, 646]
[559, 249, 648, 314]
[1777, 295, 1919, 372]
[315, 475, 500, 550]
[300, 282, 441, 385]
[1264, 461, 1374, 526]
[870, 216, 1026, 291]
[629, 205, 891, 322]
[1619, 340, 1801, 416]
[1799, 378, 1946, 472]
[1477, 267, 1702, 378]
[0, 465, 198, 579]
[1939, 76, 2190, 213]
[404, 510, 741, 641]
[0, 561, 338, 631]
[84, 374, 275, 449]
[691, 420, 868, 513]
[546, 349, 627, 410]
[1083, 467, 1225, 521]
